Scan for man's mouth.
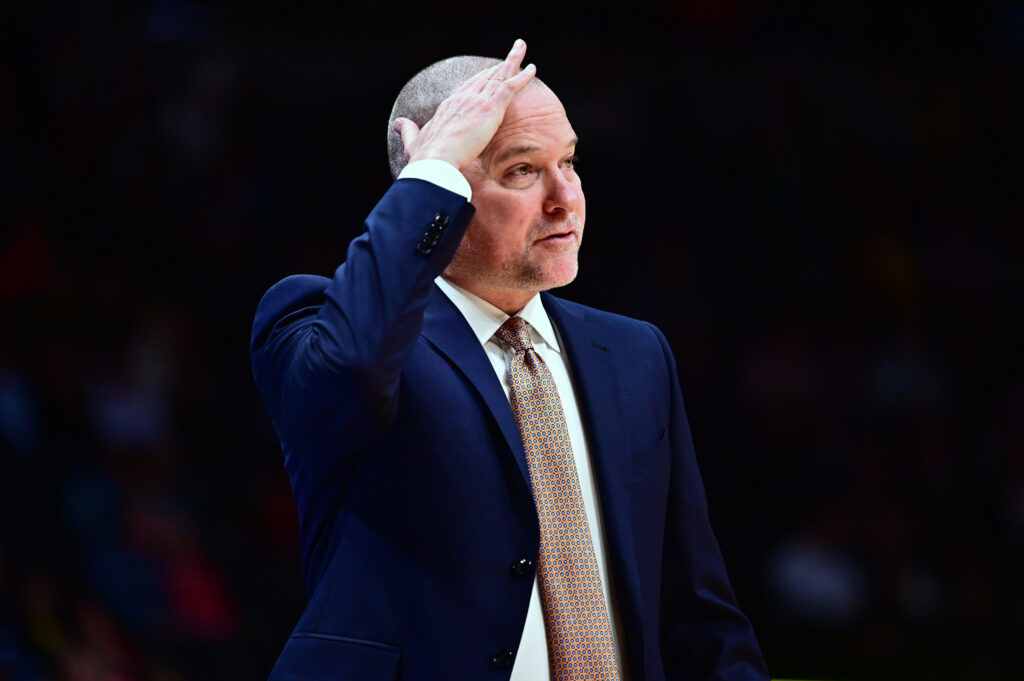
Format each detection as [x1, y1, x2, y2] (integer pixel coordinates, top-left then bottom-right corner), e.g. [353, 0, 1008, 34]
[537, 230, 575, 244]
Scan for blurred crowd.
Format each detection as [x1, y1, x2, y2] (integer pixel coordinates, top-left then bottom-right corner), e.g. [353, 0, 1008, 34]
[2, 2, 1021, 680]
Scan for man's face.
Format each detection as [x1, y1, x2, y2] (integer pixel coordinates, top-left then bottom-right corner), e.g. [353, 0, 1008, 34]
[444, 83, 585, 307]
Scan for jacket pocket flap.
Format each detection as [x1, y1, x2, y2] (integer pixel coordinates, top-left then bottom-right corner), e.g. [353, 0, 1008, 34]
[269, 632, 400, 681]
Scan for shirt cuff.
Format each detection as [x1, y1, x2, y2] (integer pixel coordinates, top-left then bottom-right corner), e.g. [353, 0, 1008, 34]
[398, 159, 472, 201]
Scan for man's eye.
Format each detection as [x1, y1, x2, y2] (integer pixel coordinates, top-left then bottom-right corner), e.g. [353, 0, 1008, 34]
[564, 154, 579, 168]
[512, 165, 532, 176]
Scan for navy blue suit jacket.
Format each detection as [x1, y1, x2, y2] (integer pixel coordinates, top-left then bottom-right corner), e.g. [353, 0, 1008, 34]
[251, 179, 769, 680]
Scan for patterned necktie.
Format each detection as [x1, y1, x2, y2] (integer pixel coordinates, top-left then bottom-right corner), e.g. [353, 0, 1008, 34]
[496, 316, 621, 681]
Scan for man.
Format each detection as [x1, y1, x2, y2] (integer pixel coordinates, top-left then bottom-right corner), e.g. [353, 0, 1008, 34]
[251, 39, 769, 681]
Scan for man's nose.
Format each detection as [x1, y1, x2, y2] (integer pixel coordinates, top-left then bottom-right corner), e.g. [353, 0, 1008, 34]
[542, 170, 581, 214]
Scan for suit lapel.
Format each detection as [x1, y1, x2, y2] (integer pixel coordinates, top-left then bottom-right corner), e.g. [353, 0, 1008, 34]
[420, 285, 531, 486]
[542, 293, 645, 670]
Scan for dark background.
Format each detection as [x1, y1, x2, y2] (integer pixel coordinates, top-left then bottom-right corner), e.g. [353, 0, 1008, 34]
[2, 2, 1022, 680]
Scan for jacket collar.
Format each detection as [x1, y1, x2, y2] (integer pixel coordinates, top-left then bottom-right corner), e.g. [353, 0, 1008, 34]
[433, 277, 561, 354]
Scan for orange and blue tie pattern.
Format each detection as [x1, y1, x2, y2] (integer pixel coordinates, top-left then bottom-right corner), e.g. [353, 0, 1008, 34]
[496, 316, 621, 681]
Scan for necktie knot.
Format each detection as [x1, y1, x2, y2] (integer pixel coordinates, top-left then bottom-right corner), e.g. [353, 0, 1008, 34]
[496, 316, 533, 353]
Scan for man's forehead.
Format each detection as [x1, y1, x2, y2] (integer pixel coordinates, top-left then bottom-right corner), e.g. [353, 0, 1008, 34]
[489, 134, 579, 167]
[482, 85, 576, 160]
[500, 81, 566, 123]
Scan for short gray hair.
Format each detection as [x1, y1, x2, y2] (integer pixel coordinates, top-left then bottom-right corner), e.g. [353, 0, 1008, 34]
[386, 55, 501, 179]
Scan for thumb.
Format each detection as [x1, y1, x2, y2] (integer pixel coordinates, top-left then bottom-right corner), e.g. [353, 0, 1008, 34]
[393, 118, 420, 154]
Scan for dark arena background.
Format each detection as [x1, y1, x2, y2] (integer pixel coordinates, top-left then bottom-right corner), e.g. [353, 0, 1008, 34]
[2, 3, 1022, 680]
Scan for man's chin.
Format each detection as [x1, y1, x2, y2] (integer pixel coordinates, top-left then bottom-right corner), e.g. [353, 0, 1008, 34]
[536, 260, 579, 291]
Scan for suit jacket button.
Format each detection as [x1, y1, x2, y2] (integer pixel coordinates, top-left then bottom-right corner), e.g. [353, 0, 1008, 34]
[510, 557, 534, 577]
[432, 212, 450, 228]
[490, 648, 514, 668]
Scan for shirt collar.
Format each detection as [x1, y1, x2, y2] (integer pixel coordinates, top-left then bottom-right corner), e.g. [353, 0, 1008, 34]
[435, 276, 562, 354]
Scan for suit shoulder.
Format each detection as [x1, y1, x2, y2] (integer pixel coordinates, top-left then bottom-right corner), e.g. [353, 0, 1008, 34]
[545, 295, 665, 344]
[545, 295, 677, 401]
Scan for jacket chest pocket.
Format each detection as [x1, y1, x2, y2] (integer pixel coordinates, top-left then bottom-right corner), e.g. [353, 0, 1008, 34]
[630, 428, 669, 486]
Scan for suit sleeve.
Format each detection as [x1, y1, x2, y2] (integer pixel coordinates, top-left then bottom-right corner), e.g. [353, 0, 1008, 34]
[249, 179, 475, 584]
[649, 325, 770, 681]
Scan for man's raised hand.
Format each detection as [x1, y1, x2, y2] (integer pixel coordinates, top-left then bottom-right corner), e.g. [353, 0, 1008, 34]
[393, 39, 537, 171]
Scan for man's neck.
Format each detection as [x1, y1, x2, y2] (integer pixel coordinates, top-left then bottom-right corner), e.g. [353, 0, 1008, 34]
[440, 275, 535, 316]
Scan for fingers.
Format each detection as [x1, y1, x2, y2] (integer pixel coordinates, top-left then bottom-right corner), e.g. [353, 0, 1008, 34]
[478, 38, 534, 99]
[480, 61, 536, 104]
[458, 62, 502, 96]
[393, 118, 420, 154]
[459, 39, 529, 95]
[503, 62, 537, 94]
[496, 39, 534, 95]
[499, 38, 527, 78]
[482, 39, 528, 88]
